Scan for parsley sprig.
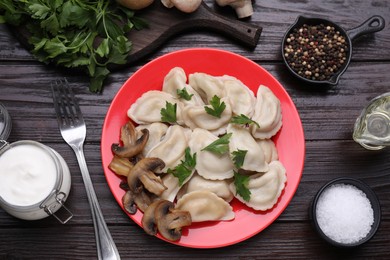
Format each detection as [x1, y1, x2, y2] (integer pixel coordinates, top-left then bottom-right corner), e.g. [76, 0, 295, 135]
[177, 88, 193, 101]
[160, 102, 177, 123]
[231, 114, 260, 128]
[232, 149, 248, 169]
[0, 0, 147, 92]
[233, 171, 251, 202]
[201, 133, 232, 155]
[204, 95, 226, 118]
[167, 148, 197, 186]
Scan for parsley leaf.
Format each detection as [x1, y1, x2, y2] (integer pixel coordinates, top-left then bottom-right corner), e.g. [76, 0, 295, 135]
[0, 0, 148, 93]
[204, 95, 226, 118]
[201, 133, 232, 155]
[232, 149, 248, 169]
[234, 171, 251, 202]
[167, 148, 197, 186]
[177, 88, 193, 101]
[160, 102, 177, 123]
[231, 114, 260, 128]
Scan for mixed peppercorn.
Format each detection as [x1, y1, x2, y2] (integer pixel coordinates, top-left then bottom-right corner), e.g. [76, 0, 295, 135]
[284, 23, 349, 82]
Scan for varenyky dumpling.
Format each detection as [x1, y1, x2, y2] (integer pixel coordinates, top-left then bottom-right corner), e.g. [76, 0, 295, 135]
[227, 123, 269, 173]
[188, 128, 234, 180]
[176, 190, 235, 222]
[256, 139, 279, 163]
[136, 123, 168, 156]
[188, 72, 225, 104]
[177, 173, 234, 202]
[219, 75, 256, 117]
[160, 170, 194, 202]
[127, 90, 184, 125]
[146, 125, 188, 173]
[230, 161, 287, 211]
[181, 97, 232, 136]
[251, 85, 283, 139]
[162, 67, 205, 107]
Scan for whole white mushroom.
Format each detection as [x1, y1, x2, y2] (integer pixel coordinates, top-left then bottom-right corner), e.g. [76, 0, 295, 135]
[215, 0, 254, 18]
[161, 0, 202, 13]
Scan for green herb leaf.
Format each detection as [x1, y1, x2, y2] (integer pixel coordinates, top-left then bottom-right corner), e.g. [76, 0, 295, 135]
[232, 149, 248, 169]
[161, 102, 177, 123]
[167, 148, 196, 186]
[201, 133, 232, 155]
[234, 171, 251, 202]
[0, 0, 148, 93]
[231, 114, 260, 128]
[204, 95, 226, 118]
[177, 88, 193, 101]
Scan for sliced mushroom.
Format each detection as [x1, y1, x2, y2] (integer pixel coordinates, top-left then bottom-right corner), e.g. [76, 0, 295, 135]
[134, 188, 157, 213]
[122, 188, 156, 214]
[141, 199, 164, 235]
[122, 190, 137, 214]
[154, 200, 192, 241]
[112, 121, 149, 158]
[108, 155, 134, 177]
[127, 157, 167, 195]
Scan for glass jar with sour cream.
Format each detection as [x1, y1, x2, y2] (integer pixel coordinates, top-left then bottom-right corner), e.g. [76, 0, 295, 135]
[0, 103, 73, 223]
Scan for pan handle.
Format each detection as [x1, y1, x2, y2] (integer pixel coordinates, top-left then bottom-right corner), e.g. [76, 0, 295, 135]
[347, 15, 385, 41]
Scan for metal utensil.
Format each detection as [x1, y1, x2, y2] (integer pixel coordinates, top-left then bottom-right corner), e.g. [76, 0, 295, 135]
[51, 79, 120, 260]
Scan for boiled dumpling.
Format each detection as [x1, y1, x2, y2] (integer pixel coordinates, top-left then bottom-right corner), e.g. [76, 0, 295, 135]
[230, 161, 287, 211]
[146, 125, 188, 172]
[219, 75, 256, 117]
[162, 67, 204, 107]
[176, 190, 235, 222]
[227, 124, 268, 173]
[250, 85, 282, 139]
[127, 91, 184, 125]
[177, 173, 234, 202]
[188, 128, 234, 180]
[181, 97, 232, 135]
[256, 139, 279, 163]
[136, 123, 168, 156]
[188, 72, 225, 104]
[160, 171, 194, 202]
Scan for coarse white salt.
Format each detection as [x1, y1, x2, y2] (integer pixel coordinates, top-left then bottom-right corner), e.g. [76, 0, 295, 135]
[315, 183, 374, 244]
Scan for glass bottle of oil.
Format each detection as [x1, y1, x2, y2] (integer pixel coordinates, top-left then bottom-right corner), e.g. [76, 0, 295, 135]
[353, 92, 390, 150]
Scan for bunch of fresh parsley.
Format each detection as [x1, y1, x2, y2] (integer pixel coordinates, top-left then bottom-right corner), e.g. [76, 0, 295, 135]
[0, 0, 147, 92]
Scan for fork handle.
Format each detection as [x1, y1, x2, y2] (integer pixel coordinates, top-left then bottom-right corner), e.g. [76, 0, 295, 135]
[73, 146, 121, 260]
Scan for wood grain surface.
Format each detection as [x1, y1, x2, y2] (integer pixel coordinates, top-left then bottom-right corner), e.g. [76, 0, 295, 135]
[1, 0, 390, 259]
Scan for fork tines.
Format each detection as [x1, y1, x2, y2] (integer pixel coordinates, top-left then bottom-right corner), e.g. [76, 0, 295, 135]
[51, 78, 84, 128]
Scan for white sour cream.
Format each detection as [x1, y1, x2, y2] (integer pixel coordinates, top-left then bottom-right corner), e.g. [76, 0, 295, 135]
[0, 143, 57, 206]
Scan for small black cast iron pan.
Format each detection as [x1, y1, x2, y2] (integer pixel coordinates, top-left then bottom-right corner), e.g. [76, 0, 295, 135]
[282, 15, 385, 86]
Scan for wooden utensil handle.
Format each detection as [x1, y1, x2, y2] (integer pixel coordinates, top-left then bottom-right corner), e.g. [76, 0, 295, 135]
[189, 3, 262, 48]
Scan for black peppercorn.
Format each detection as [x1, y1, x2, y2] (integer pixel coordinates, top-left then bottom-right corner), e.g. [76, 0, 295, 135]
[284, 23, 349, 81]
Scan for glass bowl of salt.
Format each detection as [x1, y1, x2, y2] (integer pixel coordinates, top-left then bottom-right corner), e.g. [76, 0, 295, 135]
[310, 177, 381, 248]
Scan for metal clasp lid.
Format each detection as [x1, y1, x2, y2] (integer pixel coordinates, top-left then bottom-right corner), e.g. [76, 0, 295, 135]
[41, 191, 73, 224]
[0, 140, 9, 152]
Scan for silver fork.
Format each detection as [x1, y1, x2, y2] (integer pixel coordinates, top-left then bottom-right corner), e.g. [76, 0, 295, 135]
[51, 79, 120, 260]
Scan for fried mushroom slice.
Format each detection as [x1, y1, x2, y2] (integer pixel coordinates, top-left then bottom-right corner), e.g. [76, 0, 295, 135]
[112, 121, 149, 158]
[122, 188, 157, 214]
[122, 190, 137, 214]
[108, 155, 134, 177]
[141, 199, 164, 236]
[127, 157, 167, 195]
[155, 200, 192, 241]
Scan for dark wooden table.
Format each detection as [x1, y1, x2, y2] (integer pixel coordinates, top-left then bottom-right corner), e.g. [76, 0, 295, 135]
[1, 1, 389, 259]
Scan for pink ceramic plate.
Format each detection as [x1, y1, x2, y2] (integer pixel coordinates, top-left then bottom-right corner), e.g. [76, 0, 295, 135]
[101, 48, 305, 248]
